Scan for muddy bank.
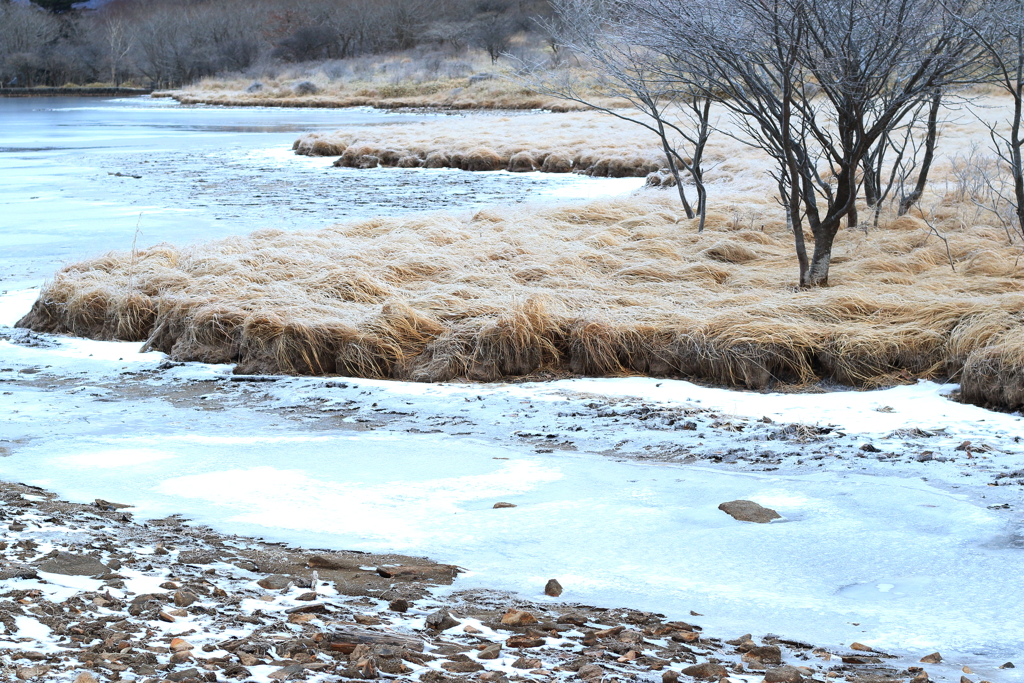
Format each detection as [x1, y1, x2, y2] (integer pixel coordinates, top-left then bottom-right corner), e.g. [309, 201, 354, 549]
[0, 480, 976, 683]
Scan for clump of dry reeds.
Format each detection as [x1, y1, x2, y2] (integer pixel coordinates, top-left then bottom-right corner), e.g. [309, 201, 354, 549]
[293, 110, 668, 178]
[18, 193, 1024, 410]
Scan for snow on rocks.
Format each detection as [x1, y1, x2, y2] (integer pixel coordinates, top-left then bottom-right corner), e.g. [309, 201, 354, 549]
[0, 481, 946, 683]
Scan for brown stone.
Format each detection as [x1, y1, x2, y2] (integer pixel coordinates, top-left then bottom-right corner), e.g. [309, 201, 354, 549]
[681, 662, 729, 680]
[73, 675, 98, 683]
[742, 645, 783, 667]
[36, 552, 108, 577]
[388, 598, 409, 613]
[479, 643, 502, 659]
[257, 574, 292, 590]
[501, 608, 538, 626]
[512, 657, 543, 669]
[15, 666, 50, 680]
[850, 642, 874, 652]
[544, 578, 563, 597]
[157, 610, 175, 622]
[170, 637, 194, 652]
[425, 608, 460, 631]
[718, 500, 782, 523]
[173, 590, 197, 607]
[920, 652, 942, 664]
[507, 635, 545, 648]
[578, 664, 605, 680]
[662, 671, 680, 683]
[764, 665, 805, 683]
[493, 502, 517, 508]
[308, 555, 350, 570]
[442, 661, 485, 673]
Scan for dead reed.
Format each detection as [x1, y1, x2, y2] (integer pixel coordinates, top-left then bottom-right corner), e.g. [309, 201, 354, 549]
[293, 110, 667, 177]
[17, 194, 1024, 409]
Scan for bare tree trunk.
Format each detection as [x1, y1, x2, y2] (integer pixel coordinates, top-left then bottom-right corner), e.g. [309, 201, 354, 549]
[898, 89, 942, 215]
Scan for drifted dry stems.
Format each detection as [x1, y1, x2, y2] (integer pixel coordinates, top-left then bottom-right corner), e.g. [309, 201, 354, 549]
[17, 194, 1024, 410]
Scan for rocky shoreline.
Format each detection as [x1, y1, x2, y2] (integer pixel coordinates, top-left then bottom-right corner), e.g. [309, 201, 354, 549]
[0, 481, 994, 683]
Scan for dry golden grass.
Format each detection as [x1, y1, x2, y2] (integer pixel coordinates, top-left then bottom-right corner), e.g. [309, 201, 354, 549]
[158, 49, 617, 112]
[17, 192, 1024, 409]
[294, 109, 672, 176]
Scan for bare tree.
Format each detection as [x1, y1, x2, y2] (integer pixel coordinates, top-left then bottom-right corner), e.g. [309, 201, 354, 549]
[530, 0, 713, 230]
[633, 0, 989, 286]
[963, 0, 1024, 242]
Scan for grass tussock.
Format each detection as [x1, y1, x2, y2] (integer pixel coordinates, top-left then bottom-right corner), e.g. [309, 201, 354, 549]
[293, 110, 669, 177]
[18, 194, 1024, 409]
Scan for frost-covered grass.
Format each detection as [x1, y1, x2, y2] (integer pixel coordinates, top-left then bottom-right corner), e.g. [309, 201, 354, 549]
[161, 47, 614, 112]
[17, 183, 1024, 409]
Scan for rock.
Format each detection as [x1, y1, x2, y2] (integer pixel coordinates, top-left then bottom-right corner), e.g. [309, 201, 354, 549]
[850, 642, 874, 652]
[512, 657, 543, 669]
[493, 502, 517, 508]
[578, 664, 605, 680]
[662, 671, 680, 683]
[1001, 662, 1016, 669]
[169, 650, 192, 664]
[15, 665, 50, 680]
[173, 590, 197, 607]
[960, 677, 971, 683]
[73, 674, 98, 683]
[36, 552, 109, 576]
[545, 578, 563, 597]
[764, 665, 805, 683]
[257, 574, 292, 590]
[920, 652, 942, 664]
[727, 633, 753, 645]
[295, 591, 318, 601]
[464, 624, 482, 634]
[308, 555, 349, 569]
[501, 608, 538, 626]
[165, 669, 200, 682]
[94, 498, 132, 510]
[246, 81, 264, 93]
[742, 645, 783, 667]
[479, 643, 502, 659]
[425, 608, 460, 631]
[479, 673, 508, 683]
[681, 662, 728, 680]
[860, 443, 881, 453]
[506, 635, 545, 648]
[388, 598, 409, 613]
[170, 637, 194, 652]
[442, 661, 484, 673]
[268, 663, 305, 680]
[911, 671, 929, 683]
[557, 614, 587, 626]
[718, 500, 781, 523]
[157, 611, 176, 622]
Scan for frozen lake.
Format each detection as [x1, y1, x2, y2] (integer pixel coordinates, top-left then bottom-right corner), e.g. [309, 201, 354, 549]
[0, 96, 642, 289]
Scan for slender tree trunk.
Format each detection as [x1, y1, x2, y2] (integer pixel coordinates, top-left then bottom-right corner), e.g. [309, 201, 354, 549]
[898, 90, 942, 215]
[1012, 61, 1024, 238]
[655, 119, 695, 220]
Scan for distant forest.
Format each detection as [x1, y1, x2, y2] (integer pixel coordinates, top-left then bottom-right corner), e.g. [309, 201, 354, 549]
[0, 0, 552, 88]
